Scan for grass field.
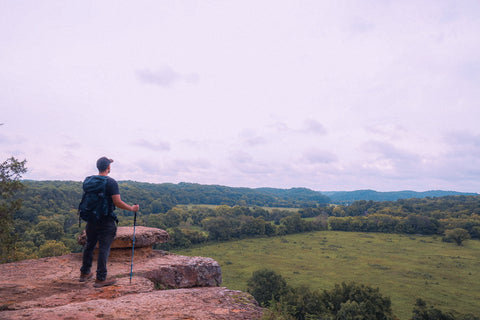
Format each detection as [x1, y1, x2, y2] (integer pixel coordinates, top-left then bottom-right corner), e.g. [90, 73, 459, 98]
[174, 231, 480, 319]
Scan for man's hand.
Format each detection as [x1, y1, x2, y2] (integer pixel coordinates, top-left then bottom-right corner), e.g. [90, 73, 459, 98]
[132, 204, 140, 212]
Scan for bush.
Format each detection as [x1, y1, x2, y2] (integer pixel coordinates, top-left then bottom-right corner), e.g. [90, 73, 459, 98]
[320, 282, 393, 319]
[443, 228, 470, 246]
[38, 240, 70, 258]
[247, 269, 289, 307]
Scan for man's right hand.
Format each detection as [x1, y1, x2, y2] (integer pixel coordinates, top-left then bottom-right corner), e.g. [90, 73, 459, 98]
[132, 204, 140, 212]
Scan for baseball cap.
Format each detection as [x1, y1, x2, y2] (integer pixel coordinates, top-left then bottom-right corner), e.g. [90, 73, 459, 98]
[96, 157, 114, 172]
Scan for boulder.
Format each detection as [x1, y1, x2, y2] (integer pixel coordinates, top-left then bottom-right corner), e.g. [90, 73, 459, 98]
[77, 226, 170, 260]
[77, 226, 170, 248]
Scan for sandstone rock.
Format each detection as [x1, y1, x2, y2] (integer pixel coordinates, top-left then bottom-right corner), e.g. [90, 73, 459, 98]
[77, 226, 170, 248]
[0, 227, 262, 319]
[0, 250, 261, 319]
[141, 253, 222, 288]
[1, 287, 263, 320]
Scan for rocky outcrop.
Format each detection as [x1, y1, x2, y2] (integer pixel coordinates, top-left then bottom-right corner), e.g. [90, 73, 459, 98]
[77, 226, 170, 249]
[0, 227, 263, 319]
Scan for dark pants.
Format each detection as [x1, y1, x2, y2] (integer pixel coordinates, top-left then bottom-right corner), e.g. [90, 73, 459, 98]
[80, 218, 117, 281]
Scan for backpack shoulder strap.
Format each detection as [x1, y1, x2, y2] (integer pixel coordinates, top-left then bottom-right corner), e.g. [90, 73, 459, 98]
[78, 190, 87, 228]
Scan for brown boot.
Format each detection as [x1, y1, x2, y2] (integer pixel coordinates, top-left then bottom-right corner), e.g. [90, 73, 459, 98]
[79, 272, 93, 282]
[93, 278, 116, 288]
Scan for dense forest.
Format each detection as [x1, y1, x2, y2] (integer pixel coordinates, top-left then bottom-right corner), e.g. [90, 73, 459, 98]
[5, 180, 479, 261]
[324, 189, 478, 204]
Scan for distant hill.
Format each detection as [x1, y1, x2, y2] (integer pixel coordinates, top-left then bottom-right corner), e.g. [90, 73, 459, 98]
[322, 189, 478, 204]
[19, 180, 330, 214]
[19, 180, 477, 210]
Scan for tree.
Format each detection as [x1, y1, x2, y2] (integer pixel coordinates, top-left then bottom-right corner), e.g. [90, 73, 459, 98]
[281, 213, 308, 234]
[203, 216, 238, 241]
[321, 282, 393, 319]
[412, 298, 455, 320]
[38, 240, 70, 258]
[281, 285, 325, 320]
[36, 221, 65, 241]
[247, 268, 289, 307]
[0, 157, 27, 263]
[240, 217, 266, 236]
[443, 228, 470, 246]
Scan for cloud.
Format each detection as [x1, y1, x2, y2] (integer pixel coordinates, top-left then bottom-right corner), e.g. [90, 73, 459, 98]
[364, 123, 408, 139]
[239, 129, 268, 147]
[362, 140, 419, 163]
[0, 132, 26, 145]
[133, 138, 170, 151]
[302, 149, 337, 164]
[136, 66, 199, 87]
[229, 151, 274, 175]
[349, 16, 375, 34]
[358, 140, 423, 180]
[444, 131, 480, 153]
[436, 131, 480, 180]
[132, 157, 211, 181]
[303, 119, 327, 135]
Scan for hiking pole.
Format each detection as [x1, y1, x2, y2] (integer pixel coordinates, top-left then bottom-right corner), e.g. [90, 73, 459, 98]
[129, 208, 138, 284]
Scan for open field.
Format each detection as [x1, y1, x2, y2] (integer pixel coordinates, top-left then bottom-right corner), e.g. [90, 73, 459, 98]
[174, 231, 480, 319]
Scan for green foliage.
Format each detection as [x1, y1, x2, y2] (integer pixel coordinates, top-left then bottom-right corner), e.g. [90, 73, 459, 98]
[13, 241, 38, 260]
[0, 157, 27, 263]
[320, 282, 393, 319]
[326, 190, 478, 204]
[280, 285, 325, 320]
[248, 268, 392, 320]
[203, 216, 239, 241]
[18, 181, 330, 217]
[247, 269, 290, 307]
[38, 240, 69, 258]
[443, 228, 470, 246]
[410, 298, 479, 320]
[35, 221, 64, 241]
[328, 195, 480, 238]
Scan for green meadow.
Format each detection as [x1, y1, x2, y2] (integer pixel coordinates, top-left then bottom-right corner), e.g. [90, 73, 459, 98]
[174, 231, 480, 320]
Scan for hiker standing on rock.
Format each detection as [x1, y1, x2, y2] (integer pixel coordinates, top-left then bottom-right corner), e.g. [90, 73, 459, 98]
[79, 157, 139, 287]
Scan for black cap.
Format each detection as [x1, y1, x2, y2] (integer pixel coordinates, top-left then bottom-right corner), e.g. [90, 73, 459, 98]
[96, 157, 113, 172]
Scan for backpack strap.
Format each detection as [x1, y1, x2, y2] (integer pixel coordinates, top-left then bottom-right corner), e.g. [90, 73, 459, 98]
[78, 191, 86, 228]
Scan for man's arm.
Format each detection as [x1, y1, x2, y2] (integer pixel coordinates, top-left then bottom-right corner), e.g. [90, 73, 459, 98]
[112, 194, 139, 212]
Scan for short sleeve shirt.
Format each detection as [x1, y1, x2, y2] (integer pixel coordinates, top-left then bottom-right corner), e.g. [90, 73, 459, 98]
[105, 176, 120, 214]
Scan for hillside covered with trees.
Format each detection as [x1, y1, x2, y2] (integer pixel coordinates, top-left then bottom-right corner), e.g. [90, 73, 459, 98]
[4, 180, 479, 261]
[323, 189, 478, 204]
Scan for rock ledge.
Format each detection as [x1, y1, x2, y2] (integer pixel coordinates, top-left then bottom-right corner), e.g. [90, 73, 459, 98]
[0, 227, 263, 319]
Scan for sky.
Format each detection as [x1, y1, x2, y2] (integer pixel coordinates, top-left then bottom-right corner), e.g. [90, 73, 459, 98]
[1, 1, 480, 192]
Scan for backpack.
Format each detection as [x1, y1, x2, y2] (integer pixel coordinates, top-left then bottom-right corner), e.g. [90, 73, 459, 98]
[78, 175, 109, 226]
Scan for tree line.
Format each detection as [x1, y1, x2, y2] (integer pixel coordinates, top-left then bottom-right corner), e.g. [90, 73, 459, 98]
[2, 164, 480, 261]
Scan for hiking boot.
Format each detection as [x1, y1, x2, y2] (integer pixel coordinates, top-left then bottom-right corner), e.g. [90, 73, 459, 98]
[79, 272, 93, 282]
[93, 278, 116, 288]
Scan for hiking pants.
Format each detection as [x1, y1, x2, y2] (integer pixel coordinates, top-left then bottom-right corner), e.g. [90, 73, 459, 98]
[80, 218, 117, 281]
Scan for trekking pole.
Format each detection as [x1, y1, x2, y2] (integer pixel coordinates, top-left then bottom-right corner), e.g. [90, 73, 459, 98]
[129, 208, 138, 284]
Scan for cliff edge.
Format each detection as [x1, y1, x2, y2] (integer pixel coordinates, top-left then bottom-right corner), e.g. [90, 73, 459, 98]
[0, 227, 263, 319]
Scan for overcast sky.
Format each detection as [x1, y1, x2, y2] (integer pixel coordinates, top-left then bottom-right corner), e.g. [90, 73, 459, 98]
[1, 1, 480, 192]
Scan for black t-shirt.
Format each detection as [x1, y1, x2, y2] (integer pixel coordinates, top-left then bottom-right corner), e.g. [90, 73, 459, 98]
[105, 176, 119, 214]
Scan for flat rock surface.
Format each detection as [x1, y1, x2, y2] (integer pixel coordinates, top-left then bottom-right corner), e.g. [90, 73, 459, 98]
[1, 287, 262, 320]
[0, 251, 262, 319]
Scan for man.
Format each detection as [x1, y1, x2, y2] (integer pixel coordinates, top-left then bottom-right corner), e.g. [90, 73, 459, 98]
[79, 157, 140, 287]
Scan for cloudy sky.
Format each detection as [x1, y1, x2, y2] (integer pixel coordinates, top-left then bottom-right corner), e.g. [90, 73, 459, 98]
[1, 1, 480, 192]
